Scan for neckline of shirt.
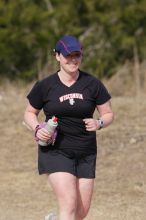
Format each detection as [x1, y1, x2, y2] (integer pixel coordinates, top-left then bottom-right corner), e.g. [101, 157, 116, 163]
[56, 70, 81, 88]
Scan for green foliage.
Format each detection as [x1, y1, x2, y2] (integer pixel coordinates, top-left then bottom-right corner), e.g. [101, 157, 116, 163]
[0, 0, 54, 79]
[0, 0, 146, 80]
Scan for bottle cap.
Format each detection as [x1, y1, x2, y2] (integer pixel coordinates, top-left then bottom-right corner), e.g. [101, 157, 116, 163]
[52, 116, 58, 122]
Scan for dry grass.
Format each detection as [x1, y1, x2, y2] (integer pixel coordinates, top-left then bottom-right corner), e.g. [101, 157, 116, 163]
[0, 82, 146, 220]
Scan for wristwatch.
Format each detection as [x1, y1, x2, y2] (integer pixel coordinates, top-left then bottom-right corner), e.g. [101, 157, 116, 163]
[97, 118, 104, 130]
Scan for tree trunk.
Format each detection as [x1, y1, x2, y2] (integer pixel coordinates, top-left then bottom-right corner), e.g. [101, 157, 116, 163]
[134, 45, 141, 97]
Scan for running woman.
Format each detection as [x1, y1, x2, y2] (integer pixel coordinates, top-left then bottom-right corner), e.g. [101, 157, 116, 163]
[24, 35, 114, 220]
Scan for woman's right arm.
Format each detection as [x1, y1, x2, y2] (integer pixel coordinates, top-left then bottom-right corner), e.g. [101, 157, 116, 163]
[24, 102, 40, 131]
[24, 102, 51, 142]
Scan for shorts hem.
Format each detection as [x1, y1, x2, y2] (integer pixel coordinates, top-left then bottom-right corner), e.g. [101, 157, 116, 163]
[38, 170, 95, 179]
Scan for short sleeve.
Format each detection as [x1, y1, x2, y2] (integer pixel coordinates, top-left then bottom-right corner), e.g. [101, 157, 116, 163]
[27, 81, 44, 109]
[95, 80, 111, 105]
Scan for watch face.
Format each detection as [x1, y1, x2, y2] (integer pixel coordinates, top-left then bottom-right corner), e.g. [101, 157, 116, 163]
[97, 119, 104, 129]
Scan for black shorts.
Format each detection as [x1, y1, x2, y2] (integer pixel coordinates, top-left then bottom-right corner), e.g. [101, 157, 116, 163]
[38, 147, 97, 178]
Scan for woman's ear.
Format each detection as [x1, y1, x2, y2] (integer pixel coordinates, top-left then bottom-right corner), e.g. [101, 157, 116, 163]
[55, 53, 60, 62]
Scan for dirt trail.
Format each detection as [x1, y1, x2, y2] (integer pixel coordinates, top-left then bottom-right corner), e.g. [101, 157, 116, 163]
[0, 84, 146, 220]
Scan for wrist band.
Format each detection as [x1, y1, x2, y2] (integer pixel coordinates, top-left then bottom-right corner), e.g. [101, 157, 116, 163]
[34, 123, 45, 141]
[97, 118, 104, 130]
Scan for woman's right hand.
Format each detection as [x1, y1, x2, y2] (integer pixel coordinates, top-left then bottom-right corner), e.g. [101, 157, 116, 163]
[36, 127, 52, 142]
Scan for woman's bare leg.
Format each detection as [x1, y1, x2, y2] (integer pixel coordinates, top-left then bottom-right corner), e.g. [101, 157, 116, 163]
[48, 172, 77, 220]
[76, 178, 94, 220]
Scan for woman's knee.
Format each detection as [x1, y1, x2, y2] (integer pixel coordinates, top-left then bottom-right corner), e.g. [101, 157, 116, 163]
[58, 194, 77, 213]
[76, 206, 90, 219]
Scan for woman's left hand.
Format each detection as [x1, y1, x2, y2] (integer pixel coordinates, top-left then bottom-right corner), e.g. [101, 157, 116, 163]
[83, 118, 98, 131]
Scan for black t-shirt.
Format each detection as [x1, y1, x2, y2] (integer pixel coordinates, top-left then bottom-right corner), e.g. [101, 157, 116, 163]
[27, 70, 111, 156]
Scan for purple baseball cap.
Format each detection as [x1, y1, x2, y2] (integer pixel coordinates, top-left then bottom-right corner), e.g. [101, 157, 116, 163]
[55, 36, 83, 57]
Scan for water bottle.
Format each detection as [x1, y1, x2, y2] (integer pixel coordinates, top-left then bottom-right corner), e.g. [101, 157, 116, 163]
[38, 116, 58, 146]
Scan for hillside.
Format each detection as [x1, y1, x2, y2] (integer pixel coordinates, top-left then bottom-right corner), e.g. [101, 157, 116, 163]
[0, 81, 146, 220]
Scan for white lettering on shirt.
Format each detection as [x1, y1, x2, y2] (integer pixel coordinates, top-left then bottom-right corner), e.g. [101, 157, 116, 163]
[59, 93, 83, 103]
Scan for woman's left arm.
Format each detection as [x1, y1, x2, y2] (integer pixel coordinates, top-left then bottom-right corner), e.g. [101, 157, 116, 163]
[96, 100, 114, 129]
[83, 100, 114, 131]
